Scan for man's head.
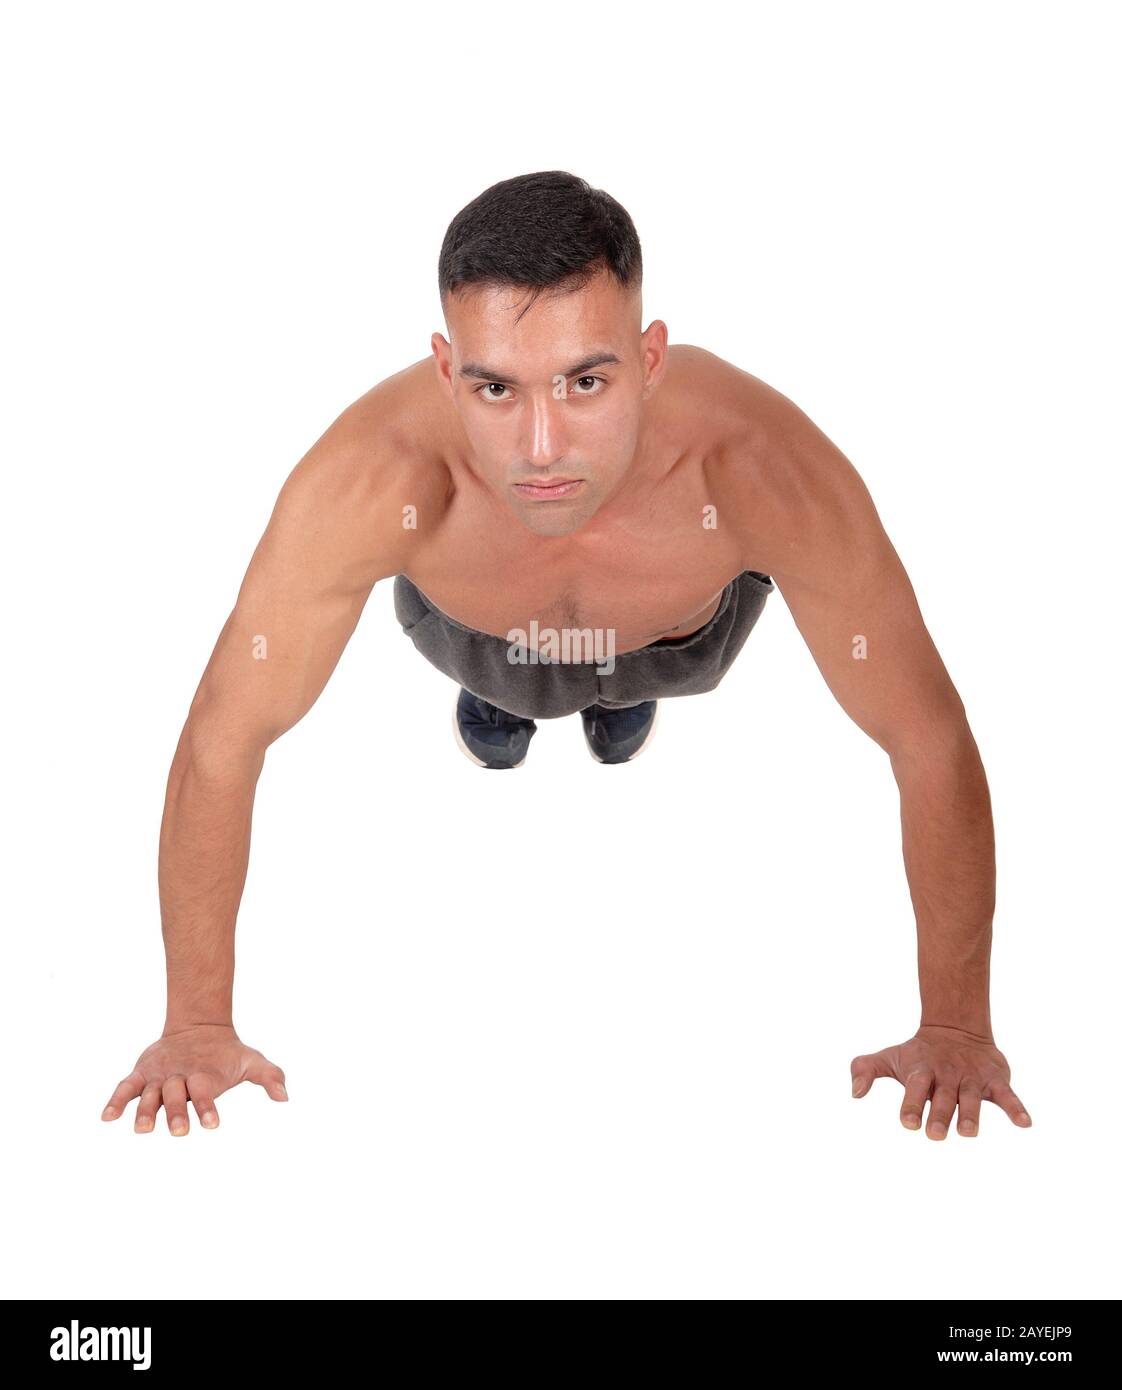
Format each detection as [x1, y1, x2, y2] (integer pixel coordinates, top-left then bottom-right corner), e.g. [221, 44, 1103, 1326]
[432, 171, 668, 538]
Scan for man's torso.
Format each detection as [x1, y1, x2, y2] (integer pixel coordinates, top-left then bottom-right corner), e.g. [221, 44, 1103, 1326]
[334, 344, 791, 656]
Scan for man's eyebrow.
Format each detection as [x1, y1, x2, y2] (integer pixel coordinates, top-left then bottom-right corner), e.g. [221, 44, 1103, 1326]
[458, 352, 622, 385]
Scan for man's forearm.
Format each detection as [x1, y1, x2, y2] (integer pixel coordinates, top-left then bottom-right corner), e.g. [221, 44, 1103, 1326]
[890, 728, 996, 1040]
[158, 719, 265, 1033]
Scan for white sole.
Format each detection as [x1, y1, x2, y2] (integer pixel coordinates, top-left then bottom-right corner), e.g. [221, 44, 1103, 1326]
[586, 700, 660, 764]
[452, 699, 527, 769]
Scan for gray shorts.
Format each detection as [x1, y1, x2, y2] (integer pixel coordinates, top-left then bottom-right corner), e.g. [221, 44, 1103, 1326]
[393, 569, 775, 720]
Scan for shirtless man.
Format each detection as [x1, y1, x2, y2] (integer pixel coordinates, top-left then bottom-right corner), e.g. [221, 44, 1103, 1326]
[101, 170, 1032, 1142]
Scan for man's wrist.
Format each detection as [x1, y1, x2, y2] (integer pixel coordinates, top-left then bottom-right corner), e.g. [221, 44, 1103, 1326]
[164, 997, 235, 1034]
[918, 1018, 995, 1044]
[917, 932, 994, 1043]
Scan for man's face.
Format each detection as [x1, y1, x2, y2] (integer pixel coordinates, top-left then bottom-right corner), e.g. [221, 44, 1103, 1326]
[432, 271, 667, 538]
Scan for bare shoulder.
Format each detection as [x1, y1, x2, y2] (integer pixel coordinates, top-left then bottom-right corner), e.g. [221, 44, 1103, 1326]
[679, 346, 892, 584]
[678, 351, 972, 756]
[264, 358, 454, 590]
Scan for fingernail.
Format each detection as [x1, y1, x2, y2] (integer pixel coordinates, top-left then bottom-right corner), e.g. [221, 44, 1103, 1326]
[1018, 1111, 1032, 1125]
[902, 1114, 920, 1129]
[852, 1079, 865, 1097]
[929, 1122, 947, 1139]
[101, 1106, 116, 1120]
[277, 1085, 288, 1099]
[959, 1120, 977, 1136]
[201, 1112, 218, 1128]
[171, 1118, 187, 1136]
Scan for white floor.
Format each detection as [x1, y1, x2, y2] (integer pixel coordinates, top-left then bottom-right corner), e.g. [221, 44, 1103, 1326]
[3, 0, 1118, 1301]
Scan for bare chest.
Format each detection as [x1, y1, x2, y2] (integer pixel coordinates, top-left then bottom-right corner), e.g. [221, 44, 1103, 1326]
[404, 486, 746, 655]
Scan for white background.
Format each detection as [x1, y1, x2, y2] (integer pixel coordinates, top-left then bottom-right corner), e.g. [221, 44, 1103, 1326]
[2, 1, 1118, 1299]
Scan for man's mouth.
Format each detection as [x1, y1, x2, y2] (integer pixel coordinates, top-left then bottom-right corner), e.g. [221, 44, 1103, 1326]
[512, 478, 584, 500]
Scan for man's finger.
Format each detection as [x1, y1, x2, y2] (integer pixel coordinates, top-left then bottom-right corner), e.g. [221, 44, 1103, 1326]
[134, 1081, 164, 1133]
[957, 1078, 983, 1137]
[102, 1071, 144, 1121]
[186, 1073, 220, 1129]
[850, 1052, 890, 1098]
[162, 1076, 190, 1136]
[900, 1068, 934, 1131]
[926, 1081, 958, 1140]
[986, 1081, 1032, 1127]
[245, 1055, 289, 1101]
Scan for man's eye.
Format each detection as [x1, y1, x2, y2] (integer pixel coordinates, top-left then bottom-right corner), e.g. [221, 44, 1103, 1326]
[572, 376, 603, 394]
[479, 383, 511, 401]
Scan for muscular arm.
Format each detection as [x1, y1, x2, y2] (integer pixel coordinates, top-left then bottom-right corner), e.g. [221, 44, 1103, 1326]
[104, 386, 422, 1134]
[162, 404, 413, 1030]
[779, 499, 995, 1041]
[746, 415, 993, 1039]
[723, 370, 1029, 1137]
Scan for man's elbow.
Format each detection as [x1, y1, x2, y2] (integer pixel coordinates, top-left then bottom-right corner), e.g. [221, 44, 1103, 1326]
[180, 707, 270, 786]
[885, 712, 981, 781]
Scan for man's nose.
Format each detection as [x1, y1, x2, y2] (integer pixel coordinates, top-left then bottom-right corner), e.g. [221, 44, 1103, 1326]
[520, 394, 570, 467]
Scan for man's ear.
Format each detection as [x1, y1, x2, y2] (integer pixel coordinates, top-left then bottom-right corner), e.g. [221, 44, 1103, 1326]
[431, 332, 453, 389]
[640, 320, 670, 398]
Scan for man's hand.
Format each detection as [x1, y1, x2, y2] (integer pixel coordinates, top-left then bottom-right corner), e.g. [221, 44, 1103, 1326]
[100, 1024, 288, 1135]
[850, 1024, 1032, 1139]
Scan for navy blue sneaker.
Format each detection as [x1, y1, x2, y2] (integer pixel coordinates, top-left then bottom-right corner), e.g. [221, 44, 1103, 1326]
[579, 700, 659, 764]
[453, 688, 537, 769]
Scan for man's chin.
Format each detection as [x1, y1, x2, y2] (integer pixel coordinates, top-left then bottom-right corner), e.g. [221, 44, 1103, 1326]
[509, 496, 595, 538]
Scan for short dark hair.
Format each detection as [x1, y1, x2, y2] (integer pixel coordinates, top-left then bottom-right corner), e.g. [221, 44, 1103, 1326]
[438, 171, 642, 320]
